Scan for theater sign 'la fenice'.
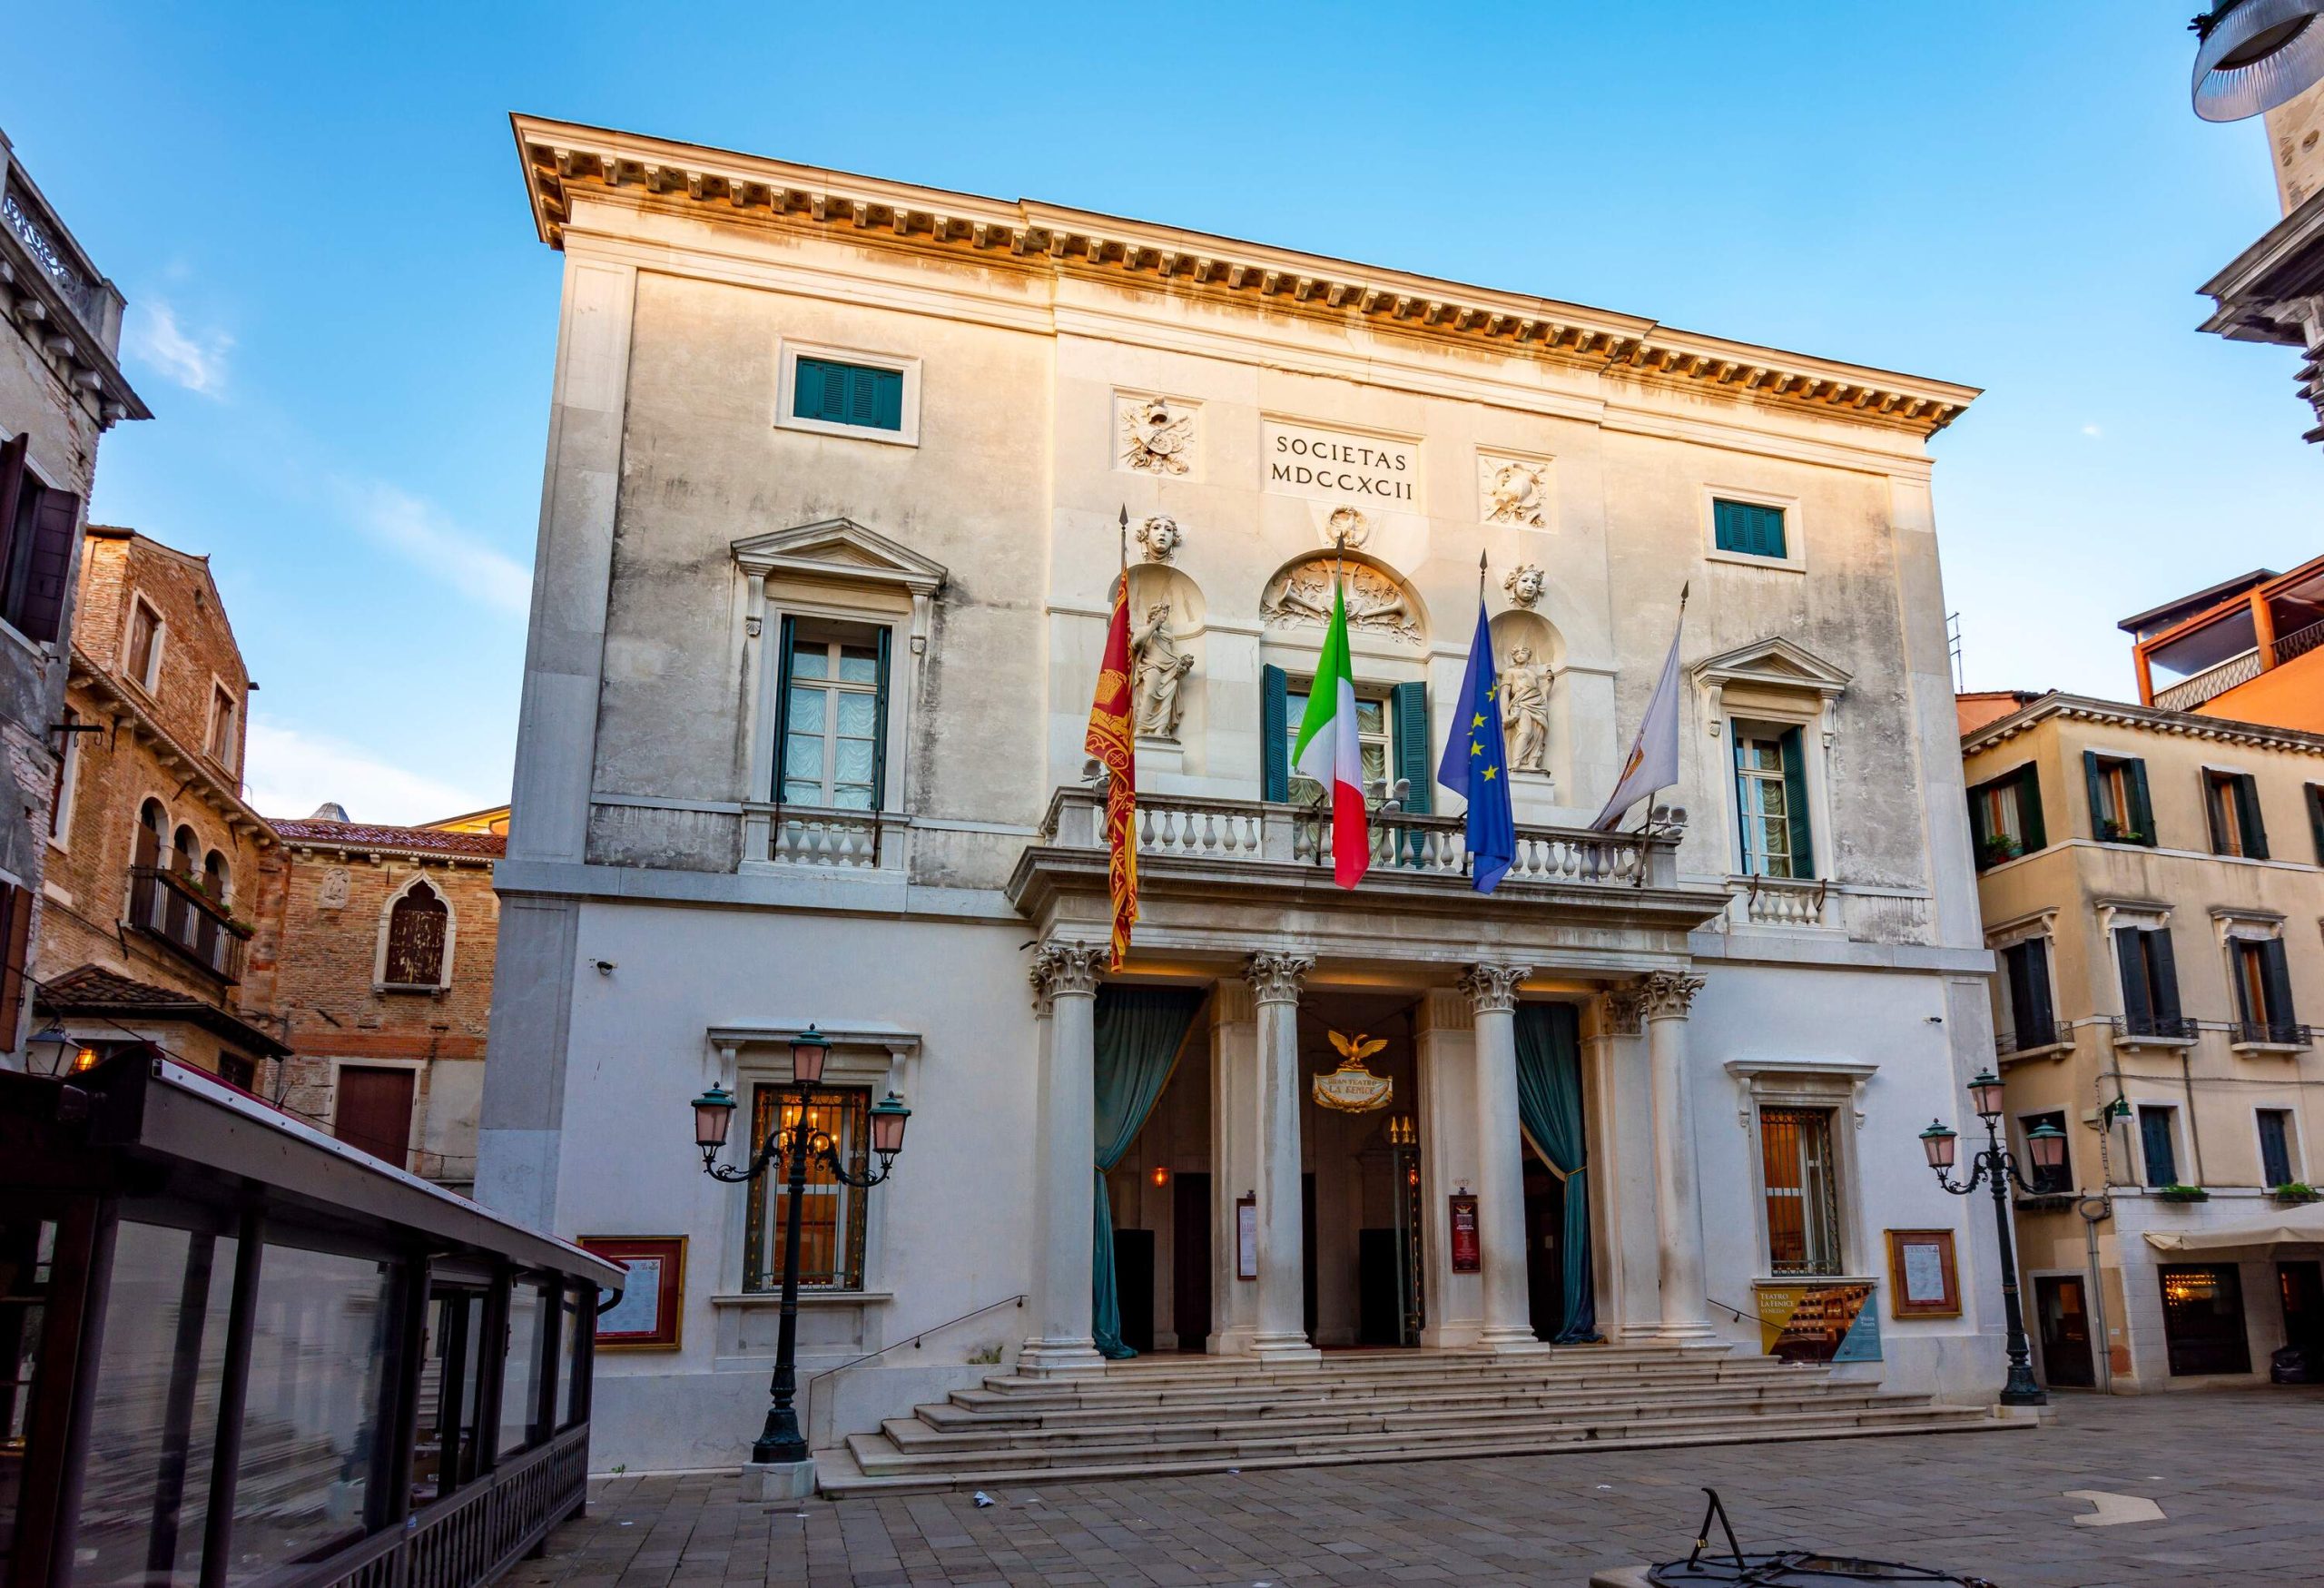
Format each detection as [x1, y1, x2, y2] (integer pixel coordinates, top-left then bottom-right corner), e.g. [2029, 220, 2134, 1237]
[481, 115, 2019, 1488]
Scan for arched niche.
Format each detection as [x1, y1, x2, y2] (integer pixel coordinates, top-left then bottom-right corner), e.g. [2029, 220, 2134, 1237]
[1258, 550, 1428, 651]
[1488, 608, 1568, 791]
[1115, 562, 1208, 754]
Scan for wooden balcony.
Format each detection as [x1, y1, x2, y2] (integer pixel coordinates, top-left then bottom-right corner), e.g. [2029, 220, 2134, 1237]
[127, 863, 251, 983]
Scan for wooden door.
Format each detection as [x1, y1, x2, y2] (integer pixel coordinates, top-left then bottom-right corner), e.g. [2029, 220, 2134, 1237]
[1171, 1173, 1211, 1352]
[335, 1066, 416, 1169]
[2034, 1276, 2095, 1388]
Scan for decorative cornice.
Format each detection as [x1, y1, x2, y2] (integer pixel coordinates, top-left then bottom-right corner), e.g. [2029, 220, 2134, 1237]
[1637, 971, 1706, 1022]
[1961, 692, 2324, 759]
[510, 115, 1978, 440]
[1458, 963, 1532, 1015]
[1244, 950, 1314, 1006]
[1029, 941, 1106, 1011]
[67, 649, 275, 846]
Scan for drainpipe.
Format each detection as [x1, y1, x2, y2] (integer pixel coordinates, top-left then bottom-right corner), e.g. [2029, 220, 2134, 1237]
[2179, 1047, 2207, 1187]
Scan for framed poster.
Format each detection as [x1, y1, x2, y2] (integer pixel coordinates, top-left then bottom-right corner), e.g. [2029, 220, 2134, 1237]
[580, 1235, 686, 1350]
[1886, 1228, 1960, 1317]
[1236, 1195, 1259, 1280]
[1448, 1193, 1481, 1274]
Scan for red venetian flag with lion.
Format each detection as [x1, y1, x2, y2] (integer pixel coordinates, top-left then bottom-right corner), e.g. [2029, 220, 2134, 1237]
[1086, 557, 1138, 968]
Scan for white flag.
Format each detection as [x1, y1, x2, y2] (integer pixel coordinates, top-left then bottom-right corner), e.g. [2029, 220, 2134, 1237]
[1591, 595, 1687, 832]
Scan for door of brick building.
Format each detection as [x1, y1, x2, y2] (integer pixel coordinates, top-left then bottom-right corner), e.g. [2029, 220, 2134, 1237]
[335, 1065, 416, 1169]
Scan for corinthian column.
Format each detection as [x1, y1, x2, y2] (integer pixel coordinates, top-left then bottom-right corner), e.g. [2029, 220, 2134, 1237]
[1462, 964, 1551, 1353]
[1020, 942, 1108, 1373]
[1242, 950, 1319, 1362]
[1641, 971, 1711, 1341]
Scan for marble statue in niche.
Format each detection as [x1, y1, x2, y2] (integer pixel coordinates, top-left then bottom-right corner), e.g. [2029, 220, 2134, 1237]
[1502, 563, 1545, 609]
[1262, 557, 1422, 645]
[1121, 397, 1195, 476]
[1136, 514, 1183, 563]
[1500, 646, 1551, 773]
[1481, 458, 1548, 527]
[1130, 600, 1195, 739]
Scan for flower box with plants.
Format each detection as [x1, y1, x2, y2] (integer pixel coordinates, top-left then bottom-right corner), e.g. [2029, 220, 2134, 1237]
[2270, 1182, 2319, 1205]
[2099, 820, 2145, 844]
[2155, 1184, 2210, 1203]
[1977, 835, 2024, 869]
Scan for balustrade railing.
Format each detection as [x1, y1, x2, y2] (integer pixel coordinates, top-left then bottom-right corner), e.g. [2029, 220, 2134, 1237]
[747, 803, 902, 869]
[1043, 787, 1669, 889]
[1728, 874, 1832, 929]
[127, 864, 251, 982]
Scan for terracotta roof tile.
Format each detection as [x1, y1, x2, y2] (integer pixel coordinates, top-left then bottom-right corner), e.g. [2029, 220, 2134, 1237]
[40, 964, 193, 1008]
[270, 819, 506, 858]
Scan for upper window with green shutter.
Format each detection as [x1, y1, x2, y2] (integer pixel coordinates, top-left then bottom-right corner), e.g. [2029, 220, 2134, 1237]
[1732, 723, 1814, 879]
[777, 342, 921, 445]
[2203, 769, 2269, 860]
[2083, 751, 2155, 846]
[1966, 763, 2046, 869]
[1711, 498, 1790, 562]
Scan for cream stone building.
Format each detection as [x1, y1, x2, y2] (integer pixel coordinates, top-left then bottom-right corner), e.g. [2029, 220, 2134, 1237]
[1961, 692, 2324, 1393]
[483, 116, 2015, 1483]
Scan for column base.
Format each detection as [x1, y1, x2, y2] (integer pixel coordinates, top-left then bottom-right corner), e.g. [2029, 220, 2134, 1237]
[1015, 1336, 1106, 1375]
[1474, 1325, 1557, 1355]
[1211, 1328, 1320, 1363]
[1651, 1319, 1718, 1343]
[742, 1458, 817, 1502]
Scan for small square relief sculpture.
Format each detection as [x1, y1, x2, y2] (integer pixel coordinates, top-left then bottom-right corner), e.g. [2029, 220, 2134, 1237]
[1118, 393, 1198, 478]
[1477, 453, 1551, 528]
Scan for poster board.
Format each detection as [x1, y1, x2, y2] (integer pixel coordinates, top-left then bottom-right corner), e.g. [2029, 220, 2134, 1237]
[580, 1235, 686, 1350]
[1236, 1194, 1259, 1280]
[1886, 1228, 1962, 1318]
[1754, 1281, 1880, 1363]
[1448, 1193, 1481, 1274]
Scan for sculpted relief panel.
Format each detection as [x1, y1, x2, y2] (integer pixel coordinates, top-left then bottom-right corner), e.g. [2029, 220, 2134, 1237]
[1119, 395, 1196, 477]
[1261, 556, 1423, 646]
[1479, 454, 1549, 528]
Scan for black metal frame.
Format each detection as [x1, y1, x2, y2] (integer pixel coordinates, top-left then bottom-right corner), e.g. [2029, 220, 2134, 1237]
[1926, 1111, 2049, 1406]
[702, 1075, 898, 1465]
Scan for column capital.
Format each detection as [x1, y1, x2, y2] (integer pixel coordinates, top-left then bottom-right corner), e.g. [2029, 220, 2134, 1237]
[1457, 963, 1532, 1015]
[1638, 971, 1707, 1022]
[1243, 950, 1314, 1006]
[1029, 941, 1107, 1012]
[1602, 986, 1646, 1037]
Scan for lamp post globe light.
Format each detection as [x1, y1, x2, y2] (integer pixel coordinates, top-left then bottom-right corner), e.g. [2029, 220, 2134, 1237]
[691, 1026, 911, 1472]
[1918, 1070, 2064, 1408]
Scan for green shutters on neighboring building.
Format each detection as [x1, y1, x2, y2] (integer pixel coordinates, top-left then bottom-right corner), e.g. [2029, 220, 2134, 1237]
[1260, 665, 1290, 803]
[793, 357, 904, 432]
[1390, 680, 1432, 814]
[1712, 498, 1787, 559]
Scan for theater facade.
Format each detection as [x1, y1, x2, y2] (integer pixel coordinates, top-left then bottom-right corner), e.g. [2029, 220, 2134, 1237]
[483, 115, 2005, 1475]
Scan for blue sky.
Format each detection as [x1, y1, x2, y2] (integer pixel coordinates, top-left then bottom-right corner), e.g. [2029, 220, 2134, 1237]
[10, 3, 2311, 823]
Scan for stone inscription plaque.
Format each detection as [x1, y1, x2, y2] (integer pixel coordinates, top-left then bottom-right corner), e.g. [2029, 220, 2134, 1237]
[1262, 418, 1417, 507]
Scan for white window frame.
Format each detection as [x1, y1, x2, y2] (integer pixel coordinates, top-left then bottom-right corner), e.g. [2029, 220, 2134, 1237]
[1701, 485, 1806, 573]
[1730, 725, 1804, 879]
[124, 593, 165, 695]
[204, 676, 241, 771]
[1285, 679, 1399, 806]
[1725, 1060, 1875, 1281]
[773, 339, 922, 448]
[373, 871, 457, 993]
[773, 619, 889, 813]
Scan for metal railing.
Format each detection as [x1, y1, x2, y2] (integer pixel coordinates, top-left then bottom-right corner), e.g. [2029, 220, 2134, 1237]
[2275, 616, 2324, 666]
[127, 864, 252, 982]
[2112, 1013, 2200, 1042]
[2233, 1020, 2313, 1047]
[1996, 1021, 2073, 1057]
[1043, 786, 1669, 890]
[803, 1293, 1027, 1447]
[302, 1425, 588, 1588]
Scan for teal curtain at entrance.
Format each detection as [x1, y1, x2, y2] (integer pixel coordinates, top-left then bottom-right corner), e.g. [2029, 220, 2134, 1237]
[1513, 1001, 1601, 1342]
[1092, 986, 1205, 1358]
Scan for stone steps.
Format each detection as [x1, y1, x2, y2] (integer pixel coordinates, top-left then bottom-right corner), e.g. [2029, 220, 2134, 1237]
[813, 1345, 2017, 1498]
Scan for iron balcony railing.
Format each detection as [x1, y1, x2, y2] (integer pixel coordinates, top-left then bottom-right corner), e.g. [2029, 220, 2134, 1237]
[2152, 618, 2324, 712]
[2113, 1013, 2200, 1042]
[128, 864, 252, 983]
[2233, 1020, 2313, 1047]
[1996, 1021, 2073, 1057]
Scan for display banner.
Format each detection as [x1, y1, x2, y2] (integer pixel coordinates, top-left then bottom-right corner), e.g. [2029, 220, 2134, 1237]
[1754, 1281, 1881, 1363]
[1448, 1193, 1482, 1273]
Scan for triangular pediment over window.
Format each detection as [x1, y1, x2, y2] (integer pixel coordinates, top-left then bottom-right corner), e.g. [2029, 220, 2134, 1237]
[732, 517, 947, 597]
[1689, 636, 1852, 699]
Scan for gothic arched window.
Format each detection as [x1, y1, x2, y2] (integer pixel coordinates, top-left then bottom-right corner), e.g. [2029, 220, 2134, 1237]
[382, 879, 450, 989]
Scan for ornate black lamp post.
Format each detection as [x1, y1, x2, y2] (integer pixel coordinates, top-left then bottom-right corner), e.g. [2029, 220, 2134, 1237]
[1918, 1069, 2066, 1407]
[692, 1027, 911, 1465]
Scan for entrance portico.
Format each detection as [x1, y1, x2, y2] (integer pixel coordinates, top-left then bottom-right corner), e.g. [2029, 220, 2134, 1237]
[1008, 788, 1732, 1372]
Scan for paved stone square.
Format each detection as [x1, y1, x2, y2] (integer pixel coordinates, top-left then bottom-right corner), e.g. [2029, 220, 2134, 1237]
[511, 1390, 2324, 1588]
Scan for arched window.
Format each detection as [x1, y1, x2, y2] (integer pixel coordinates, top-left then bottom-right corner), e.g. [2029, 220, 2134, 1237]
[382, 879, 449, 988]
[202, 850, 231, 907]
[166, 825, 200, 942]
[132, 801, 168, 932]
[133, 799, 166, 868]
[172, 824, 198, 876]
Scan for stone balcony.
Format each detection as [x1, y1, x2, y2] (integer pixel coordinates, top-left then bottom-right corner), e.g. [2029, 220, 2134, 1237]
[1006, 787, 1731, 972]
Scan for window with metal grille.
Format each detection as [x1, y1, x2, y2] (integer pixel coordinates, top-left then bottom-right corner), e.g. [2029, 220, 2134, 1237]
[1759, 1105, 1844, 1276]
[745, 1086, 871, 1291]
[383, 881, 448, 987]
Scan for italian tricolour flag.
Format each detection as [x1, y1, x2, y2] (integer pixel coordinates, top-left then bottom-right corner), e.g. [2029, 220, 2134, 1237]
[1292, 576, 1369, 889]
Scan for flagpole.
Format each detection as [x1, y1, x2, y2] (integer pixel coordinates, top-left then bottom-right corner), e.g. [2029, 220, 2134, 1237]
[1478, 548, 1487, 607]
[1630, 581, 1691, 837]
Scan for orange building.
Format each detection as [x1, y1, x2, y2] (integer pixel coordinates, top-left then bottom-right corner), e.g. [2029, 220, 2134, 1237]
[2123, 557, 2324, 733]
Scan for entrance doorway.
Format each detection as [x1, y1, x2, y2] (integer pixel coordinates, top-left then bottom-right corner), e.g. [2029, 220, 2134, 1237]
[1171, 1172, 1211, 1351]
[2279, 1260, 2324, 1369]
[1297, 991, 1422, 1347]
[2034, 1275, 2096, 1388]
[2159, 1264, 2252, 1376]
[1523, 1162, 1566, 1341]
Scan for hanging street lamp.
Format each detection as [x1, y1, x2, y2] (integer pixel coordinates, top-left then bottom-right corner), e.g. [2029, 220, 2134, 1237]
[691, 1025, 911, 1471]
[1917, 1070, 2064, 1407]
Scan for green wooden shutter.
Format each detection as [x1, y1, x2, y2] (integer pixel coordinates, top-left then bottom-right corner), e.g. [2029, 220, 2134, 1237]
[2260, 938, 2297, 1031]
[2083, 752, 2109, 839]
[2260, 1112, 2293, 1189]
[2308, 784, 2324, 864]
[2014, 764, 2047, 851]
[869, 368, 903, 429]
[2115, 926, 2152, 1030]
[2139, 1108, 2176, 1188]
[2235, 774, 2270, 860]
[2206, 775, 2229, 853]
[1260, 665, 1290, 804]
[2127, 760, 2155, 846]
[871, 626, 892, 810]
[794, 360, 831, 422]
[1965, 778, 1989, 853]
[2022, 938, 2055, 1037]
[1778, 725, 1813, 879]
[1713, 499, 1786, 558]
[1391, 681, 1432, 814]
[772, 616, 798, 807]
[2148, 928, 2182, 1024]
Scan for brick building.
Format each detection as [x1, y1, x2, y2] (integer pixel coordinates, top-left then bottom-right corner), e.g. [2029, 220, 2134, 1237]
[33, 526, 282, 1080]
[0, 126, 150, 1067]
[246, 814, 505, 1190]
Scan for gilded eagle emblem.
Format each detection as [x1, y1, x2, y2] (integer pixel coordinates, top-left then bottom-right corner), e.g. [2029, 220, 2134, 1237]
[1314, 1031, 1393, 1113]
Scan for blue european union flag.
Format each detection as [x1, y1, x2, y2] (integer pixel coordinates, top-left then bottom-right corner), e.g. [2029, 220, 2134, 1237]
[1435, 600, 1515, 893]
